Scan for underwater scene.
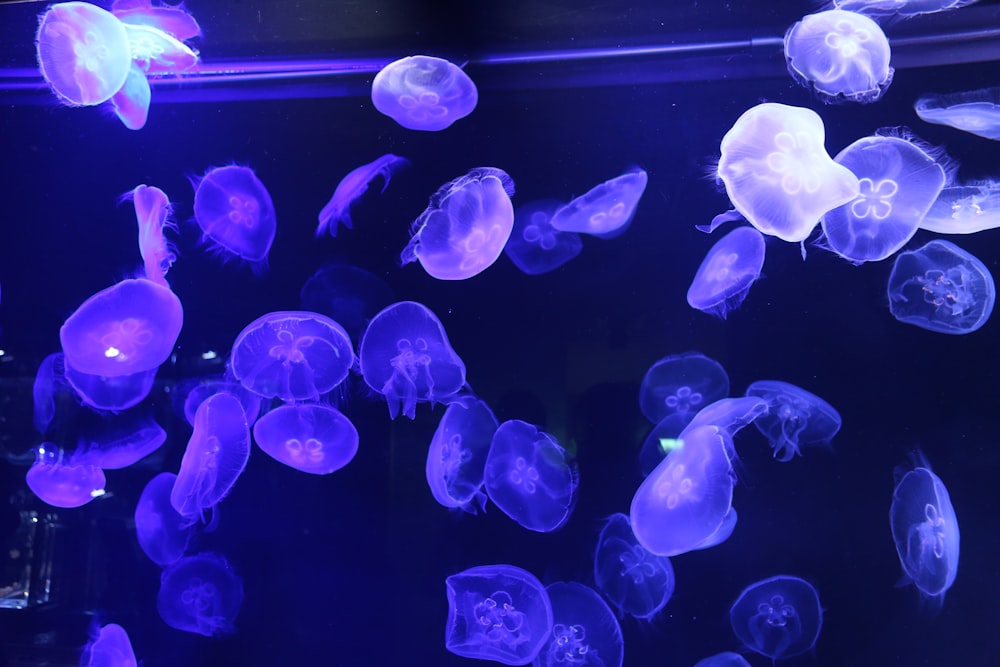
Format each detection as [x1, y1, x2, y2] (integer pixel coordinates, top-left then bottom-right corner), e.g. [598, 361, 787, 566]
[1, 0, 999, 665]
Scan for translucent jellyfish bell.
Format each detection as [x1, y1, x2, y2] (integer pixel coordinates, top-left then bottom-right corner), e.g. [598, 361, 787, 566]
[915, 87, 1000, 141]
[549, 169, 648, 238]
[191, 165, 277, 270]
[729, 575, 823, 660]
[687, 226, 766, 318]
[717, 103, 860, 243]
[371, 55, 478, 131]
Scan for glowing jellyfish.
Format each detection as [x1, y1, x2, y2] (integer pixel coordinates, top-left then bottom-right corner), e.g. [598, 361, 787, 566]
[445, 564, 553, 665]
[890, 459, 960, 600]
[483, 420, 578, 533]
[401, 167, 515, 280]
[694, 652, 752, 667]
[299, 263, 395, 343]
[684, 396, 770, 439]
[784, 9, 893, 104]
[81, 623, 137, 667]
[639, 351, 730, 425]
[252, 404, 359, 475]
[178, 376, 261, 427]
[887, 239, 995, 334]
[371, 55, 477, 131]
[123, 183, 177, 285]
[33, 353, 65, 434]
[112, 0, 202, 41]
[745, 380, 842, 461]
[63, 362, 157, 412]
[230, 311, 354, 402]
[25, 445, 106, 508]
[833, 0, 980, 18]
[157, 552, 244, 637]
[35, 2, 132, 106]
[537, 582, 624, 667]
[75, 413, 166, 469]
[135, 472, 194, 566]
[550, 169, 648, 238]
[358, 301, 467, 420]
[915, 87, 1000, 141]
[504, 200, 583, 275]
[921, 180, 1000, 234]
[316, 154, 410, 238]
[730, 575, 823, 661]
[191, 165, 276, 270]
[60, 278, 183, 378]
[717, 103, 860, 243]
[111, 63, 151, 130]
[121, 22, 198, 74]
[687, 226, 766, 318]
[593, 513, 675, 619]
[425, 397, 498, 512]
[630, 425, 735, 557]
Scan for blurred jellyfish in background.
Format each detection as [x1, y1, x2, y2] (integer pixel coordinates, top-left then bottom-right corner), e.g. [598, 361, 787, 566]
[784, 9, 893, 104]
[81, 622, 138, 667]
[887, 239, 995, 334]
[401, 167, 516, 280]
[64, 363, 158, 412]
[191, 165, 276, 271]
[693, 652, 751, 667]
[177, 375, 262, 427]
[639, 351, 730, 425]
[316, 154, 410, 238]
[504, 200, 583, 275]
[299, 263, 395, 343]
[445, 564, 553, 665]
[821, 132, 948, 263]
[535, 582, 624, 667]
[715, 103, 860, 243]
[915, 87, 1000, 141]
[687, 226, 766, 318]
[729, 575, 823, 661]
[921, 180, 1000, 234]
[832, 0, 980, 18]
[371, 55, 477, 131]
[33, 353, 69, 434]
[252, 404, 359, 475]
[157, 552, 244, 637]
[550, 169, 648, 238]
[593, 513, 675, 620]
[135, 472, 195, 566]
[745, 380, 842, 461]
[425, 397, 498, 513]
[74, 411, 166, 469]
[637, 413, 690, 477]
[358, 301, 467, 419]
[890, 456, 960, 601]
[25, 444, 106, 508]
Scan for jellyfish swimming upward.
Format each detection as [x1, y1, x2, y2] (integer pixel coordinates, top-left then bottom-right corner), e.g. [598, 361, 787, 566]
[371, 55, 478, 131]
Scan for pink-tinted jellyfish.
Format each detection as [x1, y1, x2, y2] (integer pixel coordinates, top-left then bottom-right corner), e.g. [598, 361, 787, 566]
[35, 2, 132, 106]
[716, 103, 860, 243]
[81, 622, 138, 667]
[371, 55, 478, 131]
[687, 226, 766, 319]
[25, 444, 106, 508]
[784, 9, 893, 104]
[915, 87, 1000, 141]
[504, 200, 583, 276]
[157, 552, 244, 637]
[230, 311, 354, 402]
[550, 169, 648, 238]
[122, 183, 177, 285]
[178, 376, 261, 427]
[135, 472, 193, 566]
[316, 154, 410, 238]
[112, 0, 202, 41]
[425, 397, 498, 512]
[120, 22, 199, 74]
[64, 358, 157, 411]
[402, 167, 516, 280]
[60, 278, 183, 377]
[191, 165, 276, 269]
[111, 63, 151, 130]
[252, 404, 359, 475]
[75, 412, 166, 468]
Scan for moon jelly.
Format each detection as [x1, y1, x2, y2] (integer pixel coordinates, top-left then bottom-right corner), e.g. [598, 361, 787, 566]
[639, 351, 730, 425]
[299, 264, 395, 343]
[75, 412, 166, 469]
[371, 55, 477, 131]
[26, 445, 106, 508]
[729, 575, 823, 661]
[915, 87, 1000, 141]
[157, 552, 244, 637]
[445, 564, 553, 665]
[125, 184, 177, 286]
[192, 165, 276, 269]
[179, 376, 261, 428]
[63, 361, 157, 412]
[252, 404, 359, 475]
[890, 461, 960, 599]
[112, 0, 202, 41]
[60, 278, 183, 378]
[230, 311, 354, 402]
[717, 103, 860, 243]
[549, 169, 648, 238]
[536, 582, 624, 667]
[745, 380, 842, 462]
[921, 180, 1000, 235]
[121, 22, 198, 74]
[504, 200, 583, 276]
[784, 9, 893, 104]
[316, 154, 410, 238]
[425, 397, 498, 512]
[135, 472, 194, 566]
[684, 395, 770, 440]
[111, 63, 151, 130]
[887, 239, 995, 334]
[401, 167, 515, 280]
[35, 2, 132, 106]
[687, 226, 766, 318]
[834, 0, 980, 18]
[81, 623, 137, 667]
[358, 301, 467, 420]
[694, 652, 751, 667]
[593, 513, 675, 620]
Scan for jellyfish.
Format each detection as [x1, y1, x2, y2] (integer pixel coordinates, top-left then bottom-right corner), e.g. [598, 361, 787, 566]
[64, 361, 158, 412]
[401, 167, 516, 280]
[110, 63, 151, 130]
[316, 154, 410, 238]
[35, 2, 132, 106]
[638, 351, 730, 425]
[915, 87, 1000, 141]
[483, 420, 578, 533]
[371, 55, 477, 131]
[593, 513, 675, 620]
[729, 575, 823, 661]
[784, 9, 893, 104]
[358, 301, 467, 419]
[299, 263, 395, 343]
[887, 239, 995, 334]
[123, 183, 178, 286]
[425, 397, 498, 512]
[537, 582, 624, 667]
[504, 200, 583, 275]
[890, 459, 960, 600]
[745, 380, 842, 461]
[33, 353, 66, 434]
[549, 169, 648, 238]
[74, 412, 166, 469]
[170, 392, 250, 520]
[135, 472, 194, 566]
[191, 165, 276, 270]
[684, 395, 770, 440]
[121, 22, 199, 74]
[921, 180, 1000, 234]
[445, 564, 553, 665]
[112, 0, 202, 41]
[832, 0, 980, 18]
[230, 311, 354, 402]
[252, 404, 359, 475]
[687, 226, 766, 318]
[25, 444, 106, 508]
[693, 652, 752, 667]
[178, 376, 262, 427]
[157, 552, 244, 637]
[81, 623, 137, 667]
[717, 103, 860, 243]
